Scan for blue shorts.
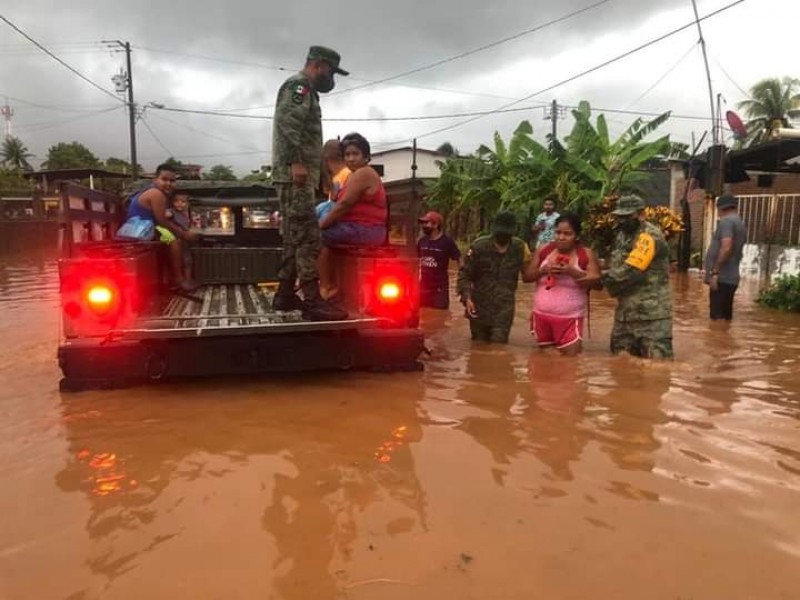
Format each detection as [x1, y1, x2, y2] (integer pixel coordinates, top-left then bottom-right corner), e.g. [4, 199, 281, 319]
[321, 222, 386, 246]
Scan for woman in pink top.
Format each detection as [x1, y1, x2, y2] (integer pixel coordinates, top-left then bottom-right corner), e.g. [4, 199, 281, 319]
[524, 213, 601, 355]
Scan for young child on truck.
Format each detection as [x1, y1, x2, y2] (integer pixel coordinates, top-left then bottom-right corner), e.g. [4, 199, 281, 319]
[157, 192, 194, 284]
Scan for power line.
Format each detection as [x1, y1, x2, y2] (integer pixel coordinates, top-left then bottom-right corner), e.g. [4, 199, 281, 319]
[147, 110, 264, 153]
[0, 14, 123, 103]
[327, 0, 615, 98]
[0, 93, 117, 113]
[623, 43, 698, 110]
[710, 53, 750, 99]
[378, 0, 747, 144]
[149, 101, 711, 123]
[133, 45, 523, 106]
[14, 106, 123, 134]
[140, 117, 172, 156]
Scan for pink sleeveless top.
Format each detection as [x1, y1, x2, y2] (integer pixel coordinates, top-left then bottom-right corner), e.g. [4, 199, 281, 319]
[533, 249, 588, 318]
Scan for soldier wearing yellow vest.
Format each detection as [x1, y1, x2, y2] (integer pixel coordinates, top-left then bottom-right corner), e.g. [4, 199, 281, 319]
[601, 195, 673, 359]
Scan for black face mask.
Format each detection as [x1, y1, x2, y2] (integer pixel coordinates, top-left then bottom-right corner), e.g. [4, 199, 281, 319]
[422, 226, 434, 235]
[316, 73, 335, 93]
[494, 233, 512, 246]
[616, 218, 640, 234]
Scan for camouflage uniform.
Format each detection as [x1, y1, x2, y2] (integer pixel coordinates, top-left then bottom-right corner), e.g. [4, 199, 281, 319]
[457, 234, 530, 344]
[272, 70, 324, 286]
[602, 199, 673, 359]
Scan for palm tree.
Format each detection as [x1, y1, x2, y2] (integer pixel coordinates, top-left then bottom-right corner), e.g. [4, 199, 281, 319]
[737, 77, 800, 146]
[1, 136, 33, 171]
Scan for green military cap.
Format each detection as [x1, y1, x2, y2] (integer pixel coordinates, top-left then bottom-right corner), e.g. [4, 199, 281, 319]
[492, 210, 517, 235]
[612, 195, 645, 216]
[307, 46, 349, 76]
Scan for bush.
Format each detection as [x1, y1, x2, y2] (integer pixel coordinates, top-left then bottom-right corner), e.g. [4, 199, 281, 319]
[757, 274, 800, 312]
[585, 196, 684, 258]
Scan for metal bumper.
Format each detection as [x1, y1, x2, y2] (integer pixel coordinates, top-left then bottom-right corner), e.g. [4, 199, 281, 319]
[58, 327, 424, 391]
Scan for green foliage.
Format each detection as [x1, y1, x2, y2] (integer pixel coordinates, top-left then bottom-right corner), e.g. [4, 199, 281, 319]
[203, 164, 237, 181]
[242, 169, 271, 183]
[104, 157, 137, 174]
[162, 156, 186, 170]
[426, 102, 675, 240]
[0, 167, 32, 194]
[737, 77, 800, 146]
[43, 141, 100, 170]
[757, 274, 800, 312]
[1, 136, 33, 171]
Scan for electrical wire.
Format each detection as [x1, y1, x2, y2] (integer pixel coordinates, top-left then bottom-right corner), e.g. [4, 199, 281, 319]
[14, 105, 123, 134]
[623, 43, 698, 110]
[326, 0, 615, 98]
[140, 117, 173, 156]
[134, 46, 525, 107]
[376, 0, 747, 145]
[0, 93, 117, 113]
[146, 110, 264, 153]
[710, 54, 750, 99]
[0, 14, 123, 103]
[149, 101, 710, 123]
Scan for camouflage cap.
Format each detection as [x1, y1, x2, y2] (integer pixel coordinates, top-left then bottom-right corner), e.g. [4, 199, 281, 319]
[492, 210, 517, 235]
[612, 195, 645, 216]
[307, 46, 349, 76]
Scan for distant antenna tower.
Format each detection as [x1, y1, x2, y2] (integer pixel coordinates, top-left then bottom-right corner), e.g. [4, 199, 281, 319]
[1, 99, 13, 138]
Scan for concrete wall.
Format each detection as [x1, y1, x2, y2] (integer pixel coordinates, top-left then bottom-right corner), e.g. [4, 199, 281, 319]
[740, 244, 800, 280]
[669, 163, 706, 253]
[371, 149, 442, 183]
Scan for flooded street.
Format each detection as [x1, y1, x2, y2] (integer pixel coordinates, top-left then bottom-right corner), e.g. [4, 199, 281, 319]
[1, 248, 798, 600]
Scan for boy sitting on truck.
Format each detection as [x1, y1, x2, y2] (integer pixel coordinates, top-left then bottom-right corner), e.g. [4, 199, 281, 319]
[157, 192, 194, 285]
[125, 163, 198, 292]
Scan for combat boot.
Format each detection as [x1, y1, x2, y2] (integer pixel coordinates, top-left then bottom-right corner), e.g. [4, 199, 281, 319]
[272, 280, 303, 312]
[300, 280, 349, 321]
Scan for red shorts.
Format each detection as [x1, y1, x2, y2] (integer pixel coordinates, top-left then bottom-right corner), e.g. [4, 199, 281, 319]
[531, 312, 584, 349]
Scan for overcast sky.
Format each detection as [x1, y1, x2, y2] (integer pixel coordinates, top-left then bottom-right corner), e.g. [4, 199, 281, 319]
[1, 0, 797, 174]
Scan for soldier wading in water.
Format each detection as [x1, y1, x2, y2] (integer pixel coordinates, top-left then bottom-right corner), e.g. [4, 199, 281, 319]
[457, 211, 532, 344]
[601, 195, 674, 359]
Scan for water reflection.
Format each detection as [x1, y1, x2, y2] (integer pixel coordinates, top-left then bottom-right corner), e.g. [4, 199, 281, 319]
[0, 250, 798, 599]
[54, 376, 427, 597]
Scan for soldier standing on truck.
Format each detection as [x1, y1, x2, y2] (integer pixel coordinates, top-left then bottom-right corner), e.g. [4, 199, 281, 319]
[271, 46, 349, 321]
[601, 195, 674, 359]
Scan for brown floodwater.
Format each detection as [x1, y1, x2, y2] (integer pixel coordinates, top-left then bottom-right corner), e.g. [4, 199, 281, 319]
[0, 246, 798, 600]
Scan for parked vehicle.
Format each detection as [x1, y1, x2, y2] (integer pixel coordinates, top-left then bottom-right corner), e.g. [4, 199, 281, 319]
[57, 182, 423, 390]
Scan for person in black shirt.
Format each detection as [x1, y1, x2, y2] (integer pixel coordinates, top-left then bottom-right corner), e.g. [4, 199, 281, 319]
[417, 211, 461, 309]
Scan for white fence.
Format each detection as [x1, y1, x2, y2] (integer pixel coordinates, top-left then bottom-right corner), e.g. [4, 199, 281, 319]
[704, 194, 800, 279]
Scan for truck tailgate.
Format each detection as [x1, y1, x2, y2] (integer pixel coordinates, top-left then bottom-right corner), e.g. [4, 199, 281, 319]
[108, 284, 383, 340]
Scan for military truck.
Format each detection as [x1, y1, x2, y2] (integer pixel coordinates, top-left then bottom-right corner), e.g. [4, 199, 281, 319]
[57, 181, 423, 390]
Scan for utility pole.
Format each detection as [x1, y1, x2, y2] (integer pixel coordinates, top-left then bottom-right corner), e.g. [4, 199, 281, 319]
[544, 100, 566, 144]
[1, 98, 13, 138]
[105, 40, 138, 178]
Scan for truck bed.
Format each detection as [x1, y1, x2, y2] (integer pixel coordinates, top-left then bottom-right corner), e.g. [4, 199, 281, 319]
[109, 283, 381, 340]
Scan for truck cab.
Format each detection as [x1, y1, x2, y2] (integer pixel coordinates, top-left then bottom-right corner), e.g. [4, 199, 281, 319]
[57, 181, 423, 390]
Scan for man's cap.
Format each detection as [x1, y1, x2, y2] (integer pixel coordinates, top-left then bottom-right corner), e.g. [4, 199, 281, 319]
[307, 46, 349, 76]
[716, 194, 737, 209]
[492, 210, 517, 235]
[611, 195, 646, 216]
[418, 211, 443, 226]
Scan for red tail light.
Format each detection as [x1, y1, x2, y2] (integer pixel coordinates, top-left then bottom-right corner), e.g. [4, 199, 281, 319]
[378, 279, 403, 303]
[87, 285, 114, 309]
[83, 281, 119, 316]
